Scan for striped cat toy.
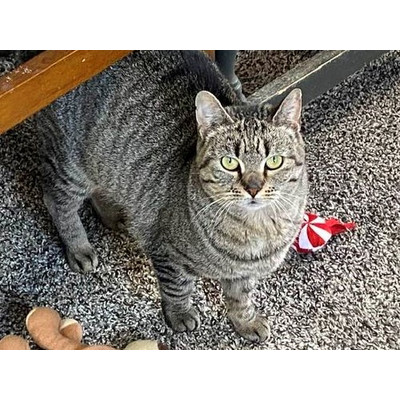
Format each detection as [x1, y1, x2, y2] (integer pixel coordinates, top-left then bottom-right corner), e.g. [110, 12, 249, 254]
[292, 212, 356, 254]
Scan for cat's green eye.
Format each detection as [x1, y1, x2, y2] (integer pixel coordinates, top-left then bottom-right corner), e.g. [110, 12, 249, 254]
[221, 156, 240, 171]
[265, 155, 284, 170]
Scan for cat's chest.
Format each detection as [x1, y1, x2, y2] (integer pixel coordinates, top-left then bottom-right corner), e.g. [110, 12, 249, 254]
[243, 233, 269, 259]
[227, 220, 285, 259]
[236, 229, 274, 256]
[205, 225, 287, 279]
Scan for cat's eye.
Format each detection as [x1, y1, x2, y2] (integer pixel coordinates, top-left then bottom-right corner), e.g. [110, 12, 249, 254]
[265, 155, 284, 170]
[221, 156, 240, 171]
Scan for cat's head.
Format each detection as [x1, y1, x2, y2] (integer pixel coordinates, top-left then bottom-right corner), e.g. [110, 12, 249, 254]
[194, 89, 306, 211]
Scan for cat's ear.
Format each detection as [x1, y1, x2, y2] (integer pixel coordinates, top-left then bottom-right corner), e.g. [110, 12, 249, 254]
[195, 91, 233, 137]
[272, 88, 302, 130]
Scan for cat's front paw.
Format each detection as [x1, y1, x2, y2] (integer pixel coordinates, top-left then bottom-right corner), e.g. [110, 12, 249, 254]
[163, 307, 200, 333]
[231, 315, 270, 343]
[66, 245, 98, 273]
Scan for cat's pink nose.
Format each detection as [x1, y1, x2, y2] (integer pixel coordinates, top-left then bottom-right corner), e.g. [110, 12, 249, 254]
[242, 172, 264, 198]
[247, 188, 260, 198]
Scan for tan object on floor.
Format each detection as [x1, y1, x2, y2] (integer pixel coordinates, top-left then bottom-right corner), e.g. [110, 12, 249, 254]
[0, 335, 30, 350]
[0, 307, 166, 350]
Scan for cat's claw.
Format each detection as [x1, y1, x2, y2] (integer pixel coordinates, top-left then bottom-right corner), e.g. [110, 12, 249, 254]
[66, 246, 98, 273]
[164, 308, 200, 332]
[232, 315, 270, 343]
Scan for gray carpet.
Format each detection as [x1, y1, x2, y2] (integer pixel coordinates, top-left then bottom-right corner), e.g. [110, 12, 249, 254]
[236, 50, 319, 96]
[0, 51, 399, 349]
[0, 51, 41, 77]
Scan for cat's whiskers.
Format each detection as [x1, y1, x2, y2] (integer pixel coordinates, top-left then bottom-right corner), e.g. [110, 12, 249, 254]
[212, 200, 229, 226]
[274, 198, 295, 225]
[211, 199, 235, 234]
[279, 197, 304, 226]
[280, 192, 302, 201]
[193, 196, 230, 220]
[278, 195, 299, 213]
[192, 192, 239, 221]
[266, 201, 282, 234]
[269, 199, 280, 224]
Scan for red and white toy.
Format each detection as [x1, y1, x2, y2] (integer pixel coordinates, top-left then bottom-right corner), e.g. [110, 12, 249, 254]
[292, 212, 356, 254]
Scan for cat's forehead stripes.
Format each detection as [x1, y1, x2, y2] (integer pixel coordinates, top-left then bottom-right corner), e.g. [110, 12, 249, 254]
[234, 141, 241, 158]
[230, 119, 274, 158]
[226, 133, 269, 159]
[257, 137, 267, 156]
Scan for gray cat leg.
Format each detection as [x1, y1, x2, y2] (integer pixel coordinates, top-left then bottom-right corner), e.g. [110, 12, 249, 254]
[221, 278, 270, 342]
[154, 261, 199, 332]
[91, 192, 126, 231]
[43, 190, 98, 273]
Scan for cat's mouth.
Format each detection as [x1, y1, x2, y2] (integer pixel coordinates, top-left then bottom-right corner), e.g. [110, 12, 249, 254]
[244, 199, 267, 210]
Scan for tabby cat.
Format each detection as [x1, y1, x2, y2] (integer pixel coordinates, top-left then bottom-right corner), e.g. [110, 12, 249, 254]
[36, 51, 307, 342]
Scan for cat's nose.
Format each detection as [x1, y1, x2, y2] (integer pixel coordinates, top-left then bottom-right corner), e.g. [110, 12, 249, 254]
[243, 173, 264, 198]
[247, 188, 260, 198]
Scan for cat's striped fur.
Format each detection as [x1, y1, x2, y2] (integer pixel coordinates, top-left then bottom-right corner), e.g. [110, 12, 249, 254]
[36, 51, 307, 342]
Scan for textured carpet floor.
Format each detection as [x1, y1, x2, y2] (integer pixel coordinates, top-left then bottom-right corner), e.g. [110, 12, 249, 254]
[0, 51, 399, 349]
[236, 50, 318, 96]
[0, 51, 41, 77]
